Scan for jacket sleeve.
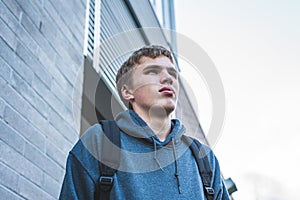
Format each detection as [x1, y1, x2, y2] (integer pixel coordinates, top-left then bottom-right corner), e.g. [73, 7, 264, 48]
[59, 124, 103, 200]
[59, 152, 97, 200]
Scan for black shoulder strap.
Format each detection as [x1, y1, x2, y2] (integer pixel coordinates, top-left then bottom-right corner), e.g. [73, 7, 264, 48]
[182, 135, 215, 200]
[98, 120, 121, 200]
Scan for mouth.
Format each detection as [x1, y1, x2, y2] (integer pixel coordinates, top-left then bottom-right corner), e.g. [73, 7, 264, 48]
[159, 87, 175, 95]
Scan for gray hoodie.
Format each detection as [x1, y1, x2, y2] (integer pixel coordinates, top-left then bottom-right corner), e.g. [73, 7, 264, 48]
[59, 110, 230, 200]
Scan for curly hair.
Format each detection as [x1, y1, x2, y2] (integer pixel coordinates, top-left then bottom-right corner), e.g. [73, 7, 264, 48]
[116, 45, 174, 108]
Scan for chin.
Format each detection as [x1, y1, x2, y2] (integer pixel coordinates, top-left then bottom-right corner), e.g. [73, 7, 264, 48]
[148, 103, 176, 118]
[165, 106, 176, 115]
[162, 103, 176, 114]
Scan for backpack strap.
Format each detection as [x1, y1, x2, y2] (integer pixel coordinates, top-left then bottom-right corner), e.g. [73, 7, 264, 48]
[98, 120, 121, 200]
[182, 135, 215, 200]
[97, 122, 213, 199]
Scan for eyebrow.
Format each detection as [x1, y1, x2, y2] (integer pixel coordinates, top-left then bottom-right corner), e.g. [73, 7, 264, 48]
[143, 65, 178, 74]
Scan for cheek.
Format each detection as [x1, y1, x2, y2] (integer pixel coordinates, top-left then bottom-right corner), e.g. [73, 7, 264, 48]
[174, 81, 179, 92]
[134, 78, 158, 90]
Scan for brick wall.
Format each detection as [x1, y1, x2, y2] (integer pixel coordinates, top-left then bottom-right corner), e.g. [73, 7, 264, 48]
[0, 0, 86, 199]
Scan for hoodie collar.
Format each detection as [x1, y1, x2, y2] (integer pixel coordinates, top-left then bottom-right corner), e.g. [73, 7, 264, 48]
[115, 110, 185, 146]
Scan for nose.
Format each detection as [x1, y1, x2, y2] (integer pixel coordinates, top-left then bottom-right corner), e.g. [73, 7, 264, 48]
[160, 70, 173, 85]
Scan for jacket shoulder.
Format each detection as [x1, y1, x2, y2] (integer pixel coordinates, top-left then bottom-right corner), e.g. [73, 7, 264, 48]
[69, 124, 104, 175]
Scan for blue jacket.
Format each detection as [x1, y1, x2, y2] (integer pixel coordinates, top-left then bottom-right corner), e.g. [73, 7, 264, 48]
[59, 110, 230, 199]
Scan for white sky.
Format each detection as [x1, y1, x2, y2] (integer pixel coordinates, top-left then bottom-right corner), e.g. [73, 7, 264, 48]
[174, 1, 300, 199]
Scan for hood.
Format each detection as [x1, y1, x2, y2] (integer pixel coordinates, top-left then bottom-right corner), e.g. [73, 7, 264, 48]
[115, 109, 186, 146]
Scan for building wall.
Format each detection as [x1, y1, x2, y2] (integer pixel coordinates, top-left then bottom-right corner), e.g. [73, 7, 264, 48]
[0, 0, 86, 199]
[0, 0, 210, 199]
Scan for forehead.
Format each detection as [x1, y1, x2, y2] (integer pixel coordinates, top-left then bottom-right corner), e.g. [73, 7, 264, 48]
[136, 56, 176, 70]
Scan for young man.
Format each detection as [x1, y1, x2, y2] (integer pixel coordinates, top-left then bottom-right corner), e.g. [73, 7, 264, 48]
[59, 45, 230, 199]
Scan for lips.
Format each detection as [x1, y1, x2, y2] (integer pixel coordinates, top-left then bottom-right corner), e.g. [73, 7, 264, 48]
[159, 87, 174, 95]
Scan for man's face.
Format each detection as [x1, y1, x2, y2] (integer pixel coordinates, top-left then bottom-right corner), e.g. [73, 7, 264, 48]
[125, 55, 179, 115]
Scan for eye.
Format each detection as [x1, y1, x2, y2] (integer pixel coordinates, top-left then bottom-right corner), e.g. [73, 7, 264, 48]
[169, 71, 178, 79]
[146, 69, 158, 75]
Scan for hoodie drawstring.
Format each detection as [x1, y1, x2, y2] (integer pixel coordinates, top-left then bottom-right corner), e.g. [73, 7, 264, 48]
[152, 137, 164, 171]
[152, 137, 182, 194]
[172, 138, 181, 194]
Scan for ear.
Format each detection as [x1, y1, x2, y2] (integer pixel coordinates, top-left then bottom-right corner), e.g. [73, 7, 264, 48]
[121, 84, 134, 101]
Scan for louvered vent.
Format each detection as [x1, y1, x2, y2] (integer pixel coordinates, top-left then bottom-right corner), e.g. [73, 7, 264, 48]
[84, 0, 170, 91]
[83, 0, 96, 59]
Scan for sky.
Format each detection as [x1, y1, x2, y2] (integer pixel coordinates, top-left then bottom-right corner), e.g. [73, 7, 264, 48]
[174, 1, 300, 199]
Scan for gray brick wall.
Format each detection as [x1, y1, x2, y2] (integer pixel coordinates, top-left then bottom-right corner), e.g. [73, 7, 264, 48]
[0, 0, 86, 199]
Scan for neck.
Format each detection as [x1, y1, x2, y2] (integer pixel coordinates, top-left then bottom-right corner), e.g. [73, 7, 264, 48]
[132, 107, 172, 141]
